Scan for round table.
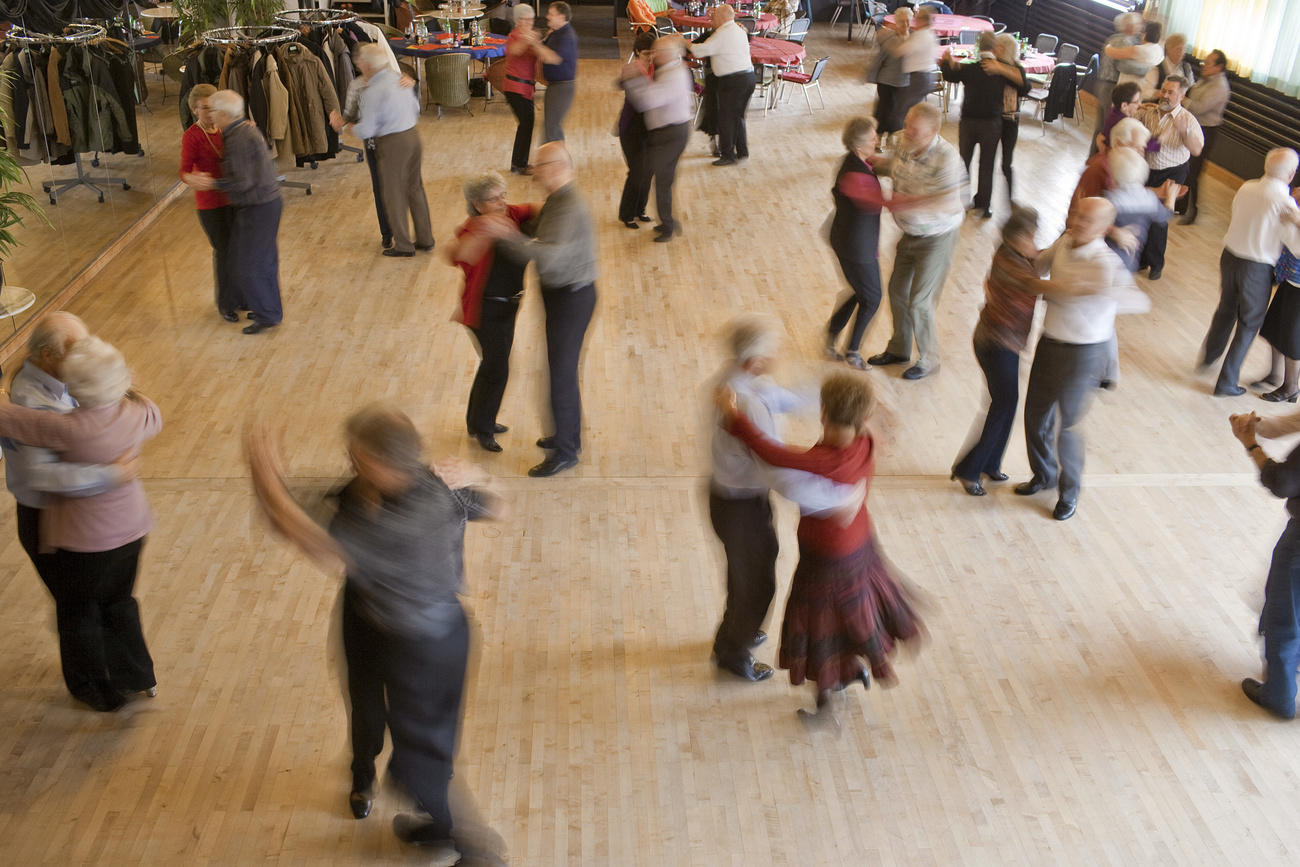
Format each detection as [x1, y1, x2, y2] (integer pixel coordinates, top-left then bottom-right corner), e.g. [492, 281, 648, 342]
[883, 13, 993, 37]
[0, 285, 36, 332]
[664, 10, 778, 31]
[749, 37, 804, 67]
[938, 45, 1055, 75]
[138, 4, 177, 20]
[390, 34, 507, 60]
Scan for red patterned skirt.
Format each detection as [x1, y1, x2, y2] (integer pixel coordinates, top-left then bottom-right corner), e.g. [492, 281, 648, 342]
[778, 536, 923, 691]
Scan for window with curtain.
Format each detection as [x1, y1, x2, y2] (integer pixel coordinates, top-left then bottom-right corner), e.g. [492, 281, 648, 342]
[1163, 0, 1300, 97]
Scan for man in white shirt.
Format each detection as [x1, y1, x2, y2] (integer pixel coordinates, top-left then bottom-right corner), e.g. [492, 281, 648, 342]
[1201, 148, 1300, 396]
[688, 4, 753, 166]
[1134, 74, 1203, 279]
[709, 316, 860, 682]
[622, 36, 694, 241]
[867, 102, 968, 381]
[1015, 198, 1150, 520]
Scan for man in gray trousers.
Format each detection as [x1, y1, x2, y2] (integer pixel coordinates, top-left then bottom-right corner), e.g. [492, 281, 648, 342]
[1015, 198, 1149, 521]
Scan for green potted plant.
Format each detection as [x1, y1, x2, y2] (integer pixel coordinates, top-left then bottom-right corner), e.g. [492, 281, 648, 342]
[0, 100, 50, 295]
[173, 0, 287, 43]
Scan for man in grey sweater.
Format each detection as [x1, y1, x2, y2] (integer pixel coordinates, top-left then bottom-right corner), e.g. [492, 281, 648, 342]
[486, 141, 597, 477]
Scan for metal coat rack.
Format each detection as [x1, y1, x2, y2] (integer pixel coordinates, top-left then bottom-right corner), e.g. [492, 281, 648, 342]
[8, 24, 133, 204]
[273, 8, 365, 164]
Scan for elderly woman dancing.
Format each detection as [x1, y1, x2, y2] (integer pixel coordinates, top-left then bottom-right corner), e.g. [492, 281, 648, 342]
[0, 337, 161, 712]
[247, 405, 503, 858]
[717, 373, 924, 723]
[446, 172, 539, 453]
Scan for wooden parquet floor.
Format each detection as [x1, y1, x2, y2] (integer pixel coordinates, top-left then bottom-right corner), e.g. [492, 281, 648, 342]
[1, 25, 1296, 865]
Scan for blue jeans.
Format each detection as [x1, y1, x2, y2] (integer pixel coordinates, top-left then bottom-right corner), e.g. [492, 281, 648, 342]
[1260, 518, 1300, 716]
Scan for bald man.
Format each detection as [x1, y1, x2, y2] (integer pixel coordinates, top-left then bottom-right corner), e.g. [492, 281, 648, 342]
[1, 313, 138, 705]
[688, 5, 755, 166]
[1016, 198, 1150, 520]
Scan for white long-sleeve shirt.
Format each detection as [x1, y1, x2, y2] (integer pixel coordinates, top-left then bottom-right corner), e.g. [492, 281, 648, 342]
[1035, 235, 1150, 345]
[1224, 177, 1300, 265]
[688, 21, 751, 77]
[710, 367, 855, 515]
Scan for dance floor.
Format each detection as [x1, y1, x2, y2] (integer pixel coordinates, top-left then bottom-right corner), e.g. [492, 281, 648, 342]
[0, 24, 1296, 866]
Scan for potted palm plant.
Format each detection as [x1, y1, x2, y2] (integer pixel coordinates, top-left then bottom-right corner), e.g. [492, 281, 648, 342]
[0, 101, 49, 295]
[173, 0, 288, 43]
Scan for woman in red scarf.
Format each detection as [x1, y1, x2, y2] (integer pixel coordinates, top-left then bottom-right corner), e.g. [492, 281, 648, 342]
[717, 372, 925, 723]
[445, 172, 538, 452]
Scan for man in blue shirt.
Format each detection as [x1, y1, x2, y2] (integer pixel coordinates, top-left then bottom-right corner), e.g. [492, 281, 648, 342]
[342, 44, 434, 258]
[537, 1, 578, 143]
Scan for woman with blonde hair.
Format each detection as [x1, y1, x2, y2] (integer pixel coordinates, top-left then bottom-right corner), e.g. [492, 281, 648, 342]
[0, 337, 161, 712]
[716, 373, 924, 723]
[179, 83, 239, 321]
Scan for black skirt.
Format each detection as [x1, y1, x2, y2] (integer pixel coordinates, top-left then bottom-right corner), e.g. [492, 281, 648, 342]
[1261, 281, 1300, 359]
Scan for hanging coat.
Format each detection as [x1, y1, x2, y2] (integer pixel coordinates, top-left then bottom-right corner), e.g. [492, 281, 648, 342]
[276, 44, 339, 158]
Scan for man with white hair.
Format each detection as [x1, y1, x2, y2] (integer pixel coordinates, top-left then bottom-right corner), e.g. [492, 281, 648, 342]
[709, 315, 861, 682]
[1201, 148, 1300, 396]
[2, 313, 138, 703]
[1090, 12, 1146, 157]
[688, 4, 754, 166]
[332, 44, 403, 250]
[341, 43, 433, 258]
[867, 101, 968, 381]
[1015, 198, 1150, 521]
[187, 89, 284, 334]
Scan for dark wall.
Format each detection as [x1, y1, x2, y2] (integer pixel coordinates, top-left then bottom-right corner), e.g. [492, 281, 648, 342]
[989, 0, 1300, 180]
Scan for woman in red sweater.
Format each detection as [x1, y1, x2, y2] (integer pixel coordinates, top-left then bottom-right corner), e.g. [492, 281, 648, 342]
[717, 372, 924, 722]
[179, 84, 239, 322]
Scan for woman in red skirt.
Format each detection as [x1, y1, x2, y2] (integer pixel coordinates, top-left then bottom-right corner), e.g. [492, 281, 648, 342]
[717, 373, 924, 721]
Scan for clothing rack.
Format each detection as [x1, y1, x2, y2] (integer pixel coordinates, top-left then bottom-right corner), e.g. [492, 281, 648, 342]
[199, 26, 313, 194]
[8, 24, 133, 204]
[273, 9, 366, 165]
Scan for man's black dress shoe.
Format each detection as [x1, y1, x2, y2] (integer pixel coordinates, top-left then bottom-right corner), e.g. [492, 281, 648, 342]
[1214, 384, 1247, 397]
[1261, 387, 1300, 403]
[1241, 678, 1296, 719]
[472, 433, 502, 453]
[392, 813, 459, 851]
[243, 321, 276, 335]
[750, 631, 767, 648]
[867, 351, 909, 366]
[984, 471, 1009, 482]
[637, 213, 652, 222]
[717, 655, 774, 682]
[219, 310, 239, 322]
[653, 229, 673, 243]
[1015, 477, 1051, 495]
[491, 423, 508, 434]
[1147, 268, 1162, 280]
[712, 157, 737, 166]
[902, 363, 936, 380]
[415, 243, 435, 252]
[536, 437, 581, 454]
[381, 235, 394, 250]
[1053, 499, 1077, 521]
[349, 790, 373, 819]
[529, 455, 578, 477]
[382, 248, 415, 258]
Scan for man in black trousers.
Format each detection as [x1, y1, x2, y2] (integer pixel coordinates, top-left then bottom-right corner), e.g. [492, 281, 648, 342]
[489, 141, 597, 477]
[621, 35, 694, 241]
[688, 4, 754, 166]
[708, 316, 861, 681]
[194, 90, 284, 334]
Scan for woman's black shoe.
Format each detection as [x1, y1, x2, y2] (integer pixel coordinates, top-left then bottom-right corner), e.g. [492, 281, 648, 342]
[983, 471, 1009, 482]
[219, 310, 239, 322]
[1261, 387, 1300, 403]
[637, 213, 652, 222]
[472, 433, 503, 453]
[951, 472, 986, 496]
[349, 790, 373, 819]
[622, 220, 639, 229]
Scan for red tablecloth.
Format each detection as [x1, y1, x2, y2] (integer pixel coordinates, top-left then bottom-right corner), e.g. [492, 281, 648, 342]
[664, 10, 778, 31]
[389, 33, 506, 59]
[749, 37, 804, 66]
[938, 45, 1056, 75]
[883, 13, 994, 37]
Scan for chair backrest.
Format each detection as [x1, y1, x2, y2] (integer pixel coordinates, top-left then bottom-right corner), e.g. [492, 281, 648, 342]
[425, 52, 471, 107]
[972, 15, 993, 25]
[1056, 42, 1079, 65]
[992, 22, 1006, 34]
[919, 1, 952, 13]
[787, 17, 811, 43]
[958, 29, 977, 45]
[738, 17, 757, 34]
[1034, 33, 1058, 54]
[807, 55, 830, 83]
